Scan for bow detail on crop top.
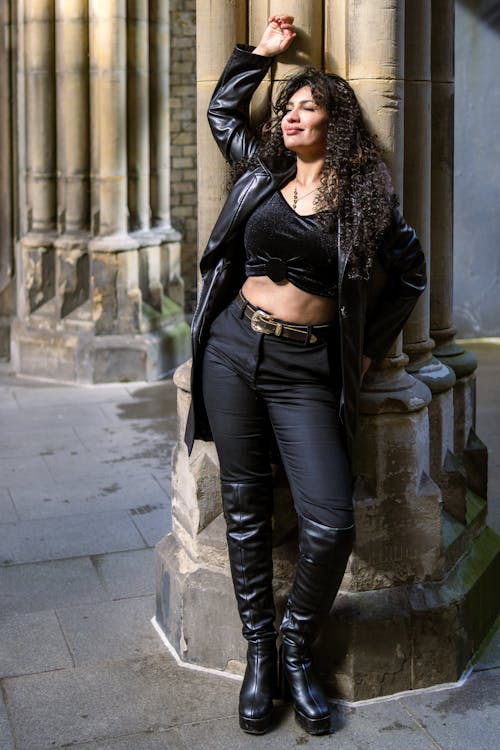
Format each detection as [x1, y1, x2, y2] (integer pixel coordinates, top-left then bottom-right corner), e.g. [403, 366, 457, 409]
[244, 191, 338, 298]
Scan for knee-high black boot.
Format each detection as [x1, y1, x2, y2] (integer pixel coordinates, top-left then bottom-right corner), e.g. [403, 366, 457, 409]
[222, 479, 277, 735]
[280, 516, 354, 736]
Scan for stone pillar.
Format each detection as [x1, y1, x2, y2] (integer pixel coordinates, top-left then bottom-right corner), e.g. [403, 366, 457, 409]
[14, 0, 57, 334]
[11, 0, 190, 382]
[54, 0, 91, 325]
[402, 1, 457, 537]
[128, 0, 151, 233]
[149, 0, 184, 308]
[429, 0, 488, 514]
[196, 0, 247, 256]
[90, 0, 130, 239]
[326, 0, 444, 697]
[155, 0, 500, 700]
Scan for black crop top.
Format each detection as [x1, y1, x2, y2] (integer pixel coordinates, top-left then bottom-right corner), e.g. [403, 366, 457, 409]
[244, 191, 338, 298]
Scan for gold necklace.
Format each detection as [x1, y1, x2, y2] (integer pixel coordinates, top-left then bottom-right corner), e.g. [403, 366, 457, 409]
[292, 181, 319, 210]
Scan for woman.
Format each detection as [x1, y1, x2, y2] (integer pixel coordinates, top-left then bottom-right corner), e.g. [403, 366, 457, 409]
[185, 14, 426, 737]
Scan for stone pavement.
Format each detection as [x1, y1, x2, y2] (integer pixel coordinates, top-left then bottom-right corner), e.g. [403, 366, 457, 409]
[1, 341, 499, 750]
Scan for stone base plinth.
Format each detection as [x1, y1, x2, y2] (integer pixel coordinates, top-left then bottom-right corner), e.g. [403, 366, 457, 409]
[10, 317, 191, 383]
[155, 521, 500, 701]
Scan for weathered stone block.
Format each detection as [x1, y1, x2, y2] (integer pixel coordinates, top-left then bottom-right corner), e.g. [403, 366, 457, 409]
[351, 406, 443, 589]
[24, 242, 56, 314]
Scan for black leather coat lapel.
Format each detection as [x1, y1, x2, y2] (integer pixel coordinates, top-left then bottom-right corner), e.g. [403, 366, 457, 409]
[200, 160, 296, 275]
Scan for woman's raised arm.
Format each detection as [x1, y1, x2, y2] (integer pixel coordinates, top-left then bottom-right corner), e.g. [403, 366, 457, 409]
[207, 15, 296, 164]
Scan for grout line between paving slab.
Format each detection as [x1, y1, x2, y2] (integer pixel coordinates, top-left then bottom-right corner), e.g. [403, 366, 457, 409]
[6, 488, 21, 522]
[398, 700, 444, 749]
[53, 608, 76, 669]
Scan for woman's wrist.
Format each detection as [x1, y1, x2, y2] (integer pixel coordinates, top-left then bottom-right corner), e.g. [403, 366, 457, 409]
[252, 45, 274, 57]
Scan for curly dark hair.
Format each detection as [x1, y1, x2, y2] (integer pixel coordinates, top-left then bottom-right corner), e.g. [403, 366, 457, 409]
[231, 67, 397, 280]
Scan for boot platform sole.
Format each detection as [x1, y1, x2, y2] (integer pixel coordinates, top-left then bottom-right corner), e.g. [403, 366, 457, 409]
[239, 711, 273, 735]
[294, 707, 331, 736]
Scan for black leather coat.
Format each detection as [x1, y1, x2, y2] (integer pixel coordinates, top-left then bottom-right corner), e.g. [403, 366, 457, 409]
[185, 46, 426, 458]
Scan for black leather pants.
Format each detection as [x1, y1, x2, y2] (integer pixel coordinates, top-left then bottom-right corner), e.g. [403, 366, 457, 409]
[202, 296, 353, 529]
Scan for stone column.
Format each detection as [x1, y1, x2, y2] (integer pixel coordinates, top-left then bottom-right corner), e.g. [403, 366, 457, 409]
[149, 0, 183, 308]
[196, 0, 247, 256]
[156, 0, 500, 700]
[83, 0, 145, 381]
[325, 2, 444, 697]
[14, 0, 57, 333]
[54, 0, 91, 323]
[11, 1, 190, 382]
[89, 0, 132, 241]
[403, 1, 457, 530]
[429, 0, 487, 514]
[127, 0, 161, 315]
[128, 0, 150, 233]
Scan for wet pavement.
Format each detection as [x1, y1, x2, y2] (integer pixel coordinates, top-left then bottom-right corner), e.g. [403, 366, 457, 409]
[0, 340, 499, 749]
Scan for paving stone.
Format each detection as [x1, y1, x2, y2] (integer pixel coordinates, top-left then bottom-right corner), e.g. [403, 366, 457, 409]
[400, 669, 500, 750]
[1, 510, 146, 564]
[0, 389, 19, 412]
[2, 403, 111, 430]
[56, 596, 162, 666]
[73, 421, 172, 461]
[2, 654, 237, 750]
[41, 452, 164, 484]
[9, 473, 169, 521]
[129, 503, 171, 547]
[0, 558, 108, 616]
[0, 610, 73, 678]
[177, 697, 438, 750]
[10, 382, 132, 407]
[0, 455, 54, 490]
[64, 730, 189, 750]
[91, 549, 156, 599]
[0, 489, 18, 522]
[0, 425, 84, 459]
[0, 692, 15, 750]
[104, 382, 177, 423]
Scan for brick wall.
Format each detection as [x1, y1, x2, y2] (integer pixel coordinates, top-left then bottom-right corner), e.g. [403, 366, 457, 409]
[170, 0, 197, 313]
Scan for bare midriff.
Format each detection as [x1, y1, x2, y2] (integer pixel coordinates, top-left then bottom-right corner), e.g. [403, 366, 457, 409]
[241, 275, 336, 325]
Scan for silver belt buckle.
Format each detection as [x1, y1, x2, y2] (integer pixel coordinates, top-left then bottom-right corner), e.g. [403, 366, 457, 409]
[250, 309, 283, 337]
[250, 309, 271, 333]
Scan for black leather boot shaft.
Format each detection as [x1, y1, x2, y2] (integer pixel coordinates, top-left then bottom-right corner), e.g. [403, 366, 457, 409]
[281, 517, 354, 735]
[222, 480, 276, 641]
[222, 480, 277, 734]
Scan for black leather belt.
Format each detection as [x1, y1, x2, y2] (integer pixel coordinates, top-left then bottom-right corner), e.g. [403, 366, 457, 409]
[236, 291, 333, 345]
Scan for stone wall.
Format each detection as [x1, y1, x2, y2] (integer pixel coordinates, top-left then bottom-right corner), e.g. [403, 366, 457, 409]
[170, 0, 198, 313]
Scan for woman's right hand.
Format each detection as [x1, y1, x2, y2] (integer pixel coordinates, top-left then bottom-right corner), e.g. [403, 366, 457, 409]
[253, 14, 296, 57]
